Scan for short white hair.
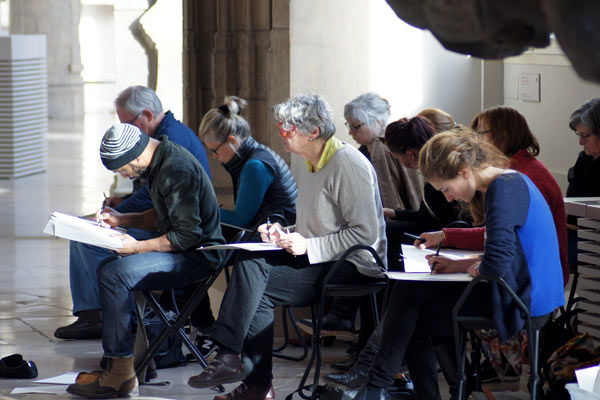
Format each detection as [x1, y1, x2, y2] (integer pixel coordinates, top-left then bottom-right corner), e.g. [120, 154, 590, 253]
[274, 93, 336, 139]
[344, 92, 390, 134]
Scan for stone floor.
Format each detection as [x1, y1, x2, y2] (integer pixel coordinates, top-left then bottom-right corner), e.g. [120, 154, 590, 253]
[0, 113, 531, 399]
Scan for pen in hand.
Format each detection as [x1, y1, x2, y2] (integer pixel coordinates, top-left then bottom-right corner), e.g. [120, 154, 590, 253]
[431, 242, 442, 274]
[97, 192, 107, 226]
[266, 217, 271, 242]
[404, 232, 425, 243]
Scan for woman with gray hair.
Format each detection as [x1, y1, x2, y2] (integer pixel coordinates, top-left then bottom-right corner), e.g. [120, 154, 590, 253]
[566, 97, 600, 197]
[344, 92, 423, 212]
[187, 93, 387, 399]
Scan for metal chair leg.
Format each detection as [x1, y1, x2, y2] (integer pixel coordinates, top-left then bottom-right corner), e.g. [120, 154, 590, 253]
[273, 307, 309, 361]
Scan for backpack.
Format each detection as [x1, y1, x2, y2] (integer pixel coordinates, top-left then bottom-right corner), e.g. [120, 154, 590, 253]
[143, 310, 188, 369]
[538, 304, 596, 400]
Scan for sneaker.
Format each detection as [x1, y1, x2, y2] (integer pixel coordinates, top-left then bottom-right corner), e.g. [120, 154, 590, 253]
[187, 334, 218, 361]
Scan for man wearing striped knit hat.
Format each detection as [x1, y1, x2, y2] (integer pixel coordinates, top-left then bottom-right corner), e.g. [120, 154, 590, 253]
[67, 123, 225, 399]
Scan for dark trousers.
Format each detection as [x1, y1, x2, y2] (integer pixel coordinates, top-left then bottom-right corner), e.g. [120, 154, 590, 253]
[368, 280, 491, 399]
[211, 250, 376, 385]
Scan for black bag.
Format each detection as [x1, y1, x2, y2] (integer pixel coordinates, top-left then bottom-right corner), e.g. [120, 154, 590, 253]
[143, 310, 188, 369]
[539, 307, 586, 400]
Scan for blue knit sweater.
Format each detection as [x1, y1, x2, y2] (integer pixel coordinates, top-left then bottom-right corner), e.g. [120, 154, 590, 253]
[480, 172, 564, 341]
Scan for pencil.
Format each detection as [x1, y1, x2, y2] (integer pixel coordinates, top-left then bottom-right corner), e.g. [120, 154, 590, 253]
[404, 232, 425, 242]
[432, 242, 442, 274]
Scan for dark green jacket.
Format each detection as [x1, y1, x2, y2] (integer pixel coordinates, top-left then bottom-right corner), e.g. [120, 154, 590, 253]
[148, 136, 225, 267]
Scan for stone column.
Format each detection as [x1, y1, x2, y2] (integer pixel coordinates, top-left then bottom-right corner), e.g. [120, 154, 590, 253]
[10, 0, 84, 119]
[183, 0, 290, 160]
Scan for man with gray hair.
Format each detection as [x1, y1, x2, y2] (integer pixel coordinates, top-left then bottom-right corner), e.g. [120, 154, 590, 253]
[54, 86, 211, 340]
[66, 123, 224, 398]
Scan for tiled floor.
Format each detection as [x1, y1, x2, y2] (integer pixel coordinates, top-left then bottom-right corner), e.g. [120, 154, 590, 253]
[0, 113, 360, 399]
[0, 113, 531, 399]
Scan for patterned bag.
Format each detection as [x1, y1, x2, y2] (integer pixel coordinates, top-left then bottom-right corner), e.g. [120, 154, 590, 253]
[541, 332, 599, 399]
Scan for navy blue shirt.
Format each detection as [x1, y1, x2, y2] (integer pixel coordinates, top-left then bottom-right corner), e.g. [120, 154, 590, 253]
[116, 111, 210, 213]
[481, 172, 564, 341]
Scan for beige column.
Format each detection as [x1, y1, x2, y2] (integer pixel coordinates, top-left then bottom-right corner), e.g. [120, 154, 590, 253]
[10, 0, 84, 119]
[183, 0, 290, 165]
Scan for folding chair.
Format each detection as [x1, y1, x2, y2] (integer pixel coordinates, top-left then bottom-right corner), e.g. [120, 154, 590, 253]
[296, 245, 388, 399]
[133, 228, 250, 392]
[453, 275, 547, 400]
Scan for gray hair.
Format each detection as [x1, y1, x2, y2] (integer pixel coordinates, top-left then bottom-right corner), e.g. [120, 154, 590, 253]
[344, 92, 390, 135]
[273, 93, 336, 140]
[198, 96, 251, 143]
[114, 86, 163, 115]
[569, 97, 600, 136]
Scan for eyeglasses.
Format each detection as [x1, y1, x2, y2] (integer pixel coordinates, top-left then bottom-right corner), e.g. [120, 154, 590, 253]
[575, 130, 593, 141]
[277, 122, 297, 138]
[126, 112, 142, 125]
[345, 121, 364, 132]
[209, 137, 229, 155]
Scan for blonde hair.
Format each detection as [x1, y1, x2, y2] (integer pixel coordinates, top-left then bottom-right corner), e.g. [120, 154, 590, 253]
[418, 128, 508, 225]
[198, 96, 251, 143]
[417, 108, 455, 133]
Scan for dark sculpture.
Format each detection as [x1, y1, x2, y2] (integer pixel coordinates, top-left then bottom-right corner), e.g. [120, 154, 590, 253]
[385, 0, 600, 83]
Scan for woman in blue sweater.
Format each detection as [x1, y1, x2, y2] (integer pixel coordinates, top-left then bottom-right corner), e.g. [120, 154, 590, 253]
[188, 97, 298, 333]
[355, 129, 564, 400]
[199, 96, 297, 233]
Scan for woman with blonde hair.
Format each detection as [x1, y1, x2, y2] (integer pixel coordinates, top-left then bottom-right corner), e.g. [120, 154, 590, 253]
[354, 129, 564, 400]
[188, 96, 298, 335]
[199, 96, 297, 230]
[417, 107, 456, 133]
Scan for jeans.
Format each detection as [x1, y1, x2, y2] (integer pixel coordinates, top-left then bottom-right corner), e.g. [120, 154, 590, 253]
[211, 250, 376, 386]
[68, 185, 154, 315]
[68, 228, 154, 314]
[98, 251, 212, 357]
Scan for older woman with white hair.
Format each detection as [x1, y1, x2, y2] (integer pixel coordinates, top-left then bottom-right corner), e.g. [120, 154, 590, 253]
[344, 92, 422, 211]
[187, 93, 388, 400]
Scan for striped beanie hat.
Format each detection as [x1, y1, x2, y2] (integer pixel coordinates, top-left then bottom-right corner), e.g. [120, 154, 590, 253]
[100, 123, 150, 170]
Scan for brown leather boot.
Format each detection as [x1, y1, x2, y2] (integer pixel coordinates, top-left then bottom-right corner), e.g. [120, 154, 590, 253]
[67, 357, 138, 398]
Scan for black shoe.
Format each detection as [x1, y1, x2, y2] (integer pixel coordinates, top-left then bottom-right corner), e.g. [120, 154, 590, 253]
[331, 352, 358, 371]
[188, 354, 245, 388]
[324, 366, 368, 388]
[0, 354, 38, 379]
[54, 310, 102, 340]
[353, 385, 391, 400]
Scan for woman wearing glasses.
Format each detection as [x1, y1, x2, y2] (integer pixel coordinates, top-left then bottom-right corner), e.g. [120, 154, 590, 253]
[190, 97, 298, 336]
[188, 93, 387, 400]
[344, 93, 422, 212]
[566, 97, 600, 198]
[198, 96, 297, 232]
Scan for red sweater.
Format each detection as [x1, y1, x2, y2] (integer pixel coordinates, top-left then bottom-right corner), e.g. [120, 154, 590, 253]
[443, 149, 569, 286]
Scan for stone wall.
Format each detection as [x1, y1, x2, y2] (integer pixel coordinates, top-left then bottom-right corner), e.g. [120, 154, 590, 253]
[183, 0, 290, 185]
[10, 0, 84, 119]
